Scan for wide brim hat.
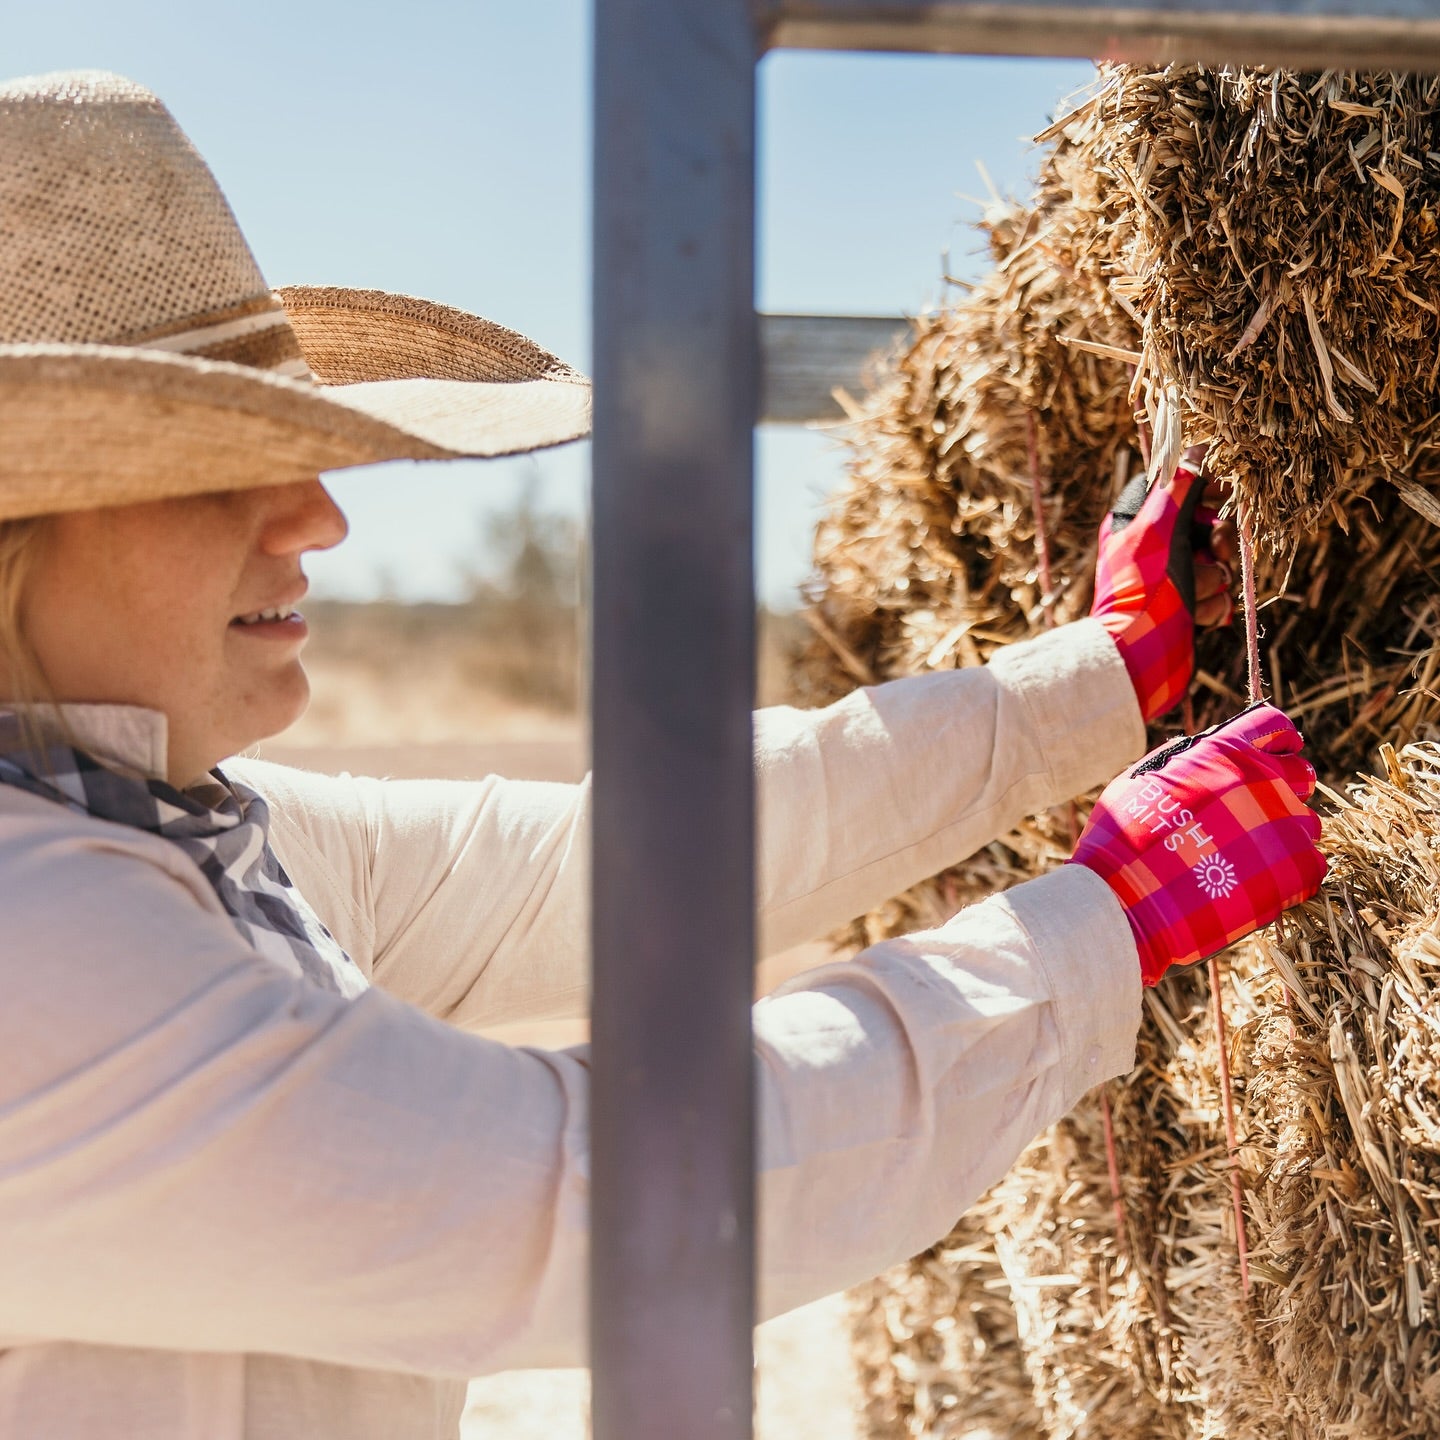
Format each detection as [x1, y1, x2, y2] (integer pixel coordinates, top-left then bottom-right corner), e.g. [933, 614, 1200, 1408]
[0, 71, 591, 521]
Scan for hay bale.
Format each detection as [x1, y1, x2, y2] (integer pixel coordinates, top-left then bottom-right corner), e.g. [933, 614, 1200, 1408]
[989, 1100, 1190, 1439]
[795, 100, 1141, 708]
[850, 1214, 1040, 1440]
[799, 89, 1440, 950]
[1121, 746, 1440, 1439]
[814, 62, 1440, 1440]
[1224, 743, 1440, 1437]
[795, 95, 1145, 944]
[1092, 67, 1440, 536]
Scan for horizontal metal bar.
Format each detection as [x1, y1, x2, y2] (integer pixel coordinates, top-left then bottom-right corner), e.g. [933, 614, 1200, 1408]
[758, 0, 1440, 70]
[760, 312, 910, 424]
[590, 0, 758, 1436]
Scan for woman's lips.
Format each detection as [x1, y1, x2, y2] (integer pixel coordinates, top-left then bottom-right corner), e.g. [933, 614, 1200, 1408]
[228, 611, 308, 641]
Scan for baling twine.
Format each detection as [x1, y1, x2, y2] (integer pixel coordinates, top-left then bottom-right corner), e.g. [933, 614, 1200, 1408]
[1213, 507, 1264, 1297]
[1035, 437, 1260, 1286]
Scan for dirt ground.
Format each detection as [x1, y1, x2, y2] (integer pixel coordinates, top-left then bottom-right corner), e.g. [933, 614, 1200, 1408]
[462, 1294, 860, 1440]
[259, 706, 864, 1440]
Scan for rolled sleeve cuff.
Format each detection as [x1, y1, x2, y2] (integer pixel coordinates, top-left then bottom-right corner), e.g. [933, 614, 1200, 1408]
[1002, 862, 1143, 1094]
[989, 618, 1146, 802]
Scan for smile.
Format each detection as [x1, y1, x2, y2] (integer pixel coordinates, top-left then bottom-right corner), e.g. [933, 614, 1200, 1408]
[232, 605, 299, 626]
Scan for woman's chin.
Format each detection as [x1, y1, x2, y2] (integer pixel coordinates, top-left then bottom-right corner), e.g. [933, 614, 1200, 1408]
[228, 666, 312, 753]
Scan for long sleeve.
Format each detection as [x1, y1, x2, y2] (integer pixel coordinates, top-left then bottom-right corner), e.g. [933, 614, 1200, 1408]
[0, 788, 1141, 1376]
[751, 616, 1144, 953]
[242, 618, 1144, 1029]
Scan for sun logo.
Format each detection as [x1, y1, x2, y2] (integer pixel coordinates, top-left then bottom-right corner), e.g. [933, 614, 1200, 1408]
[1193, 854, 1238, 900]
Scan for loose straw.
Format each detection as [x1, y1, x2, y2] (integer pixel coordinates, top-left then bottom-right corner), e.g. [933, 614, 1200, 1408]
[1130, 367, 1153, 475]
[1026, 413, 1055, 620]
[1209, 950, 1249, 1294]
[1098, 1085, 1128, 1262]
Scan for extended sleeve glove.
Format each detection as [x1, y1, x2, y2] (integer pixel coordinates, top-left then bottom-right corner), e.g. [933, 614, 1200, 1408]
[1091, 458, 1229, 722]
[1068, 702, 1327, 985]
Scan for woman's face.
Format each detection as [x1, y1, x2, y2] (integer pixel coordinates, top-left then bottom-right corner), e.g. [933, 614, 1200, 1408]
[22, 479, 348, 784]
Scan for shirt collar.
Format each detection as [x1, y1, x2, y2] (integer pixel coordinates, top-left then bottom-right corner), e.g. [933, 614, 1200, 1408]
[14, 703, 170, 782]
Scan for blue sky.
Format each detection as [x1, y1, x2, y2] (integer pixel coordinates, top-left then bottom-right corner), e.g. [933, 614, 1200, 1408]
[8, 3, 1095, 606]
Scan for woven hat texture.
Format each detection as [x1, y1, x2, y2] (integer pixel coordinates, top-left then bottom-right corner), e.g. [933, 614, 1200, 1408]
[0, 70, 590, 519]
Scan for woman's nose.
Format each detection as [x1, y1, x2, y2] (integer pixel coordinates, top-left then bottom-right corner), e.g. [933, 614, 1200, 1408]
[258, 478, 350, 557]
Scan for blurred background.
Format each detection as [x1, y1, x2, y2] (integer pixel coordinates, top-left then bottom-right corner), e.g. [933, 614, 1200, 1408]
[7, 6, 1096, 1433]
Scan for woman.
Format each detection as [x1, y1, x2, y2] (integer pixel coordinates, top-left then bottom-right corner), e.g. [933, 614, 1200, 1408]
[0, 70, 1325, 1438]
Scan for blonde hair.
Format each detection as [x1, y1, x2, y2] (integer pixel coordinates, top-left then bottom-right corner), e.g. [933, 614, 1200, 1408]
[0, 515, 54, 713]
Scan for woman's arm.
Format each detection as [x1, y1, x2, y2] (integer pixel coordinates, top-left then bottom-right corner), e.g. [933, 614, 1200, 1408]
[0, 808, 1140, 1375]
[752, 616, 1143, 954]
[243, 617, 1143, 1028]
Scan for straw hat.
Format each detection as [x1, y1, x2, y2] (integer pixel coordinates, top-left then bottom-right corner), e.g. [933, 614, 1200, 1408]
[0, 70, 591, 521]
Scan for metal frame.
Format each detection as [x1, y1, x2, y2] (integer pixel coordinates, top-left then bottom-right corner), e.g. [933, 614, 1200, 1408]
[760, 0, 1440, 70]
[759, 313, 911, 423]
[591, 6, 758, 1437]
[589, 4, 1440, 1438]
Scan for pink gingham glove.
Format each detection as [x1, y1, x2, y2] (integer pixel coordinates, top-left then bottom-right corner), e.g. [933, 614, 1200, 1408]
[1069, 703, 1326, 986]
[1092, 460, 1222, 723]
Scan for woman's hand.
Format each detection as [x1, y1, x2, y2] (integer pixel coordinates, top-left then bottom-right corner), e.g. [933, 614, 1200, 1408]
[1091, 450, 1237, 722]
[1068, 703, 1326, 985]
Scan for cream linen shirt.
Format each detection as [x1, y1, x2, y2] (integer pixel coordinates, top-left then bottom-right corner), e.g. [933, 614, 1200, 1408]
[0, 619, 1146, 1440]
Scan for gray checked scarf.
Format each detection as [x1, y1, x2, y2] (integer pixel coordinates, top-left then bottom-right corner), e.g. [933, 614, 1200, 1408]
[0, 714, 366, 997]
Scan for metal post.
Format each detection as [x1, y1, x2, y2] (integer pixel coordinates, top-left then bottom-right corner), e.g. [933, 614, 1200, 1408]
[589, 4, 1440, 1439]
[591, 1, 758, 1437]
